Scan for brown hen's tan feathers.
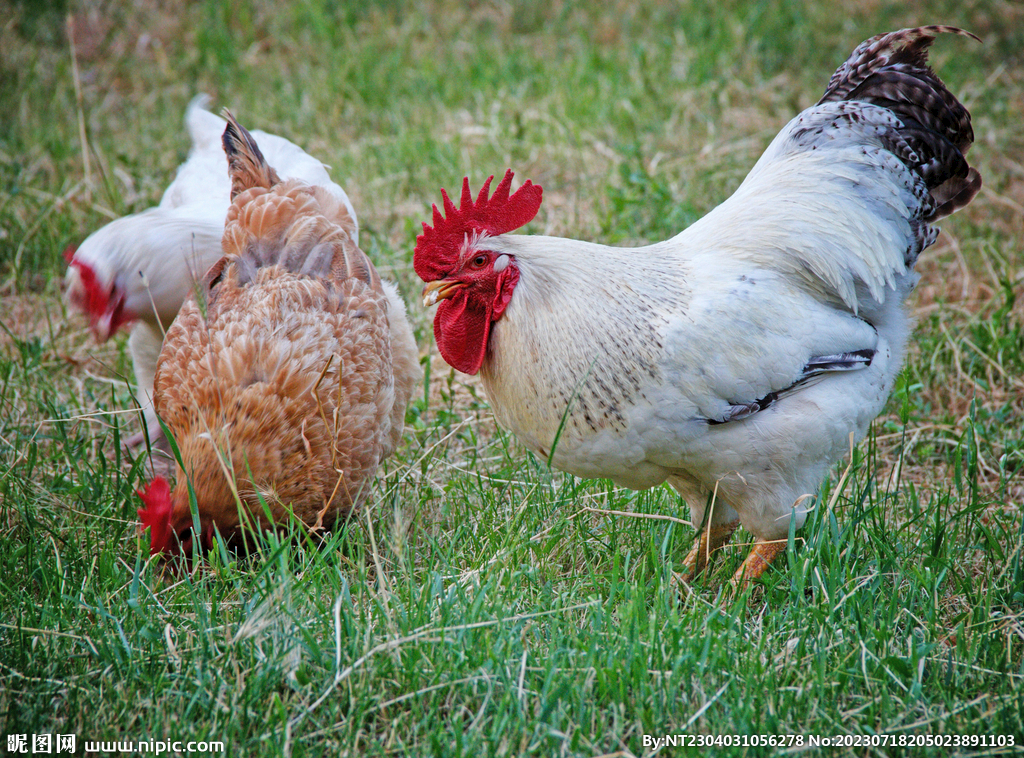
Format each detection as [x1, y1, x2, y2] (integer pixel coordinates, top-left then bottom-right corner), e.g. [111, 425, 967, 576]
[148, 114, 419, 554]
[220, 113, 363, 283]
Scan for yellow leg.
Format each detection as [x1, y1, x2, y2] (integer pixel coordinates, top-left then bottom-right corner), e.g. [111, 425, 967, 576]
[680, 520, 740, 581]
[729, 538, 787, 589]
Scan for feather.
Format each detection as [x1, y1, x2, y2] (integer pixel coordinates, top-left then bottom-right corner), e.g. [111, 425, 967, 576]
[65, 97, 360, 447]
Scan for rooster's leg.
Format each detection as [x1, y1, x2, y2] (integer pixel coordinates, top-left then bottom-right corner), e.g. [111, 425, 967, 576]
[680, 520, 740, 581]
[729, 538, 787, 589]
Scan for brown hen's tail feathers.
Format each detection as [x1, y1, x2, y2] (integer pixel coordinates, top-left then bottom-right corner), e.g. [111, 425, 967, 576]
[220, 111, 382, 293]
[821, 25, 981, 221]
[222, 109, 282, 199]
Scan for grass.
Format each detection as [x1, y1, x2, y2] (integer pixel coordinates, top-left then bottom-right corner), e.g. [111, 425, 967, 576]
[2, 0, 1023, 755]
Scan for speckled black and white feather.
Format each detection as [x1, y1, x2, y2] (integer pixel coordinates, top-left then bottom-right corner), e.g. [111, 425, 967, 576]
[821, 27, 981, 215]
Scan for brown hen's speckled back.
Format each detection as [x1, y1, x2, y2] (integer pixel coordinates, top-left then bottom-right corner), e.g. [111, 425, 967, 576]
[151, 113, 414, 547]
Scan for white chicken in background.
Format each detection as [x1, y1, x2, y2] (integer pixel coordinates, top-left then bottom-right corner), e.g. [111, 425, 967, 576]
[65, 95, 358, 446]
[414, 27, 982, 586]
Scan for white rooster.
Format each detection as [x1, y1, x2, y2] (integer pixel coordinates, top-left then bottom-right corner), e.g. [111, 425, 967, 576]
[414, 27, 982, 586]
[65, 95, 358, 446]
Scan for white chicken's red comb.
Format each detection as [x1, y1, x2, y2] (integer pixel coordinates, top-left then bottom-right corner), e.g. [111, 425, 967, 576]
[65, 256, 110, 325]
[414, 170, 542, 281]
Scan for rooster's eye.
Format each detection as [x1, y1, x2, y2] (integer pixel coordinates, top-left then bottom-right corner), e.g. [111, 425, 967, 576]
[470, 254, 488, 269]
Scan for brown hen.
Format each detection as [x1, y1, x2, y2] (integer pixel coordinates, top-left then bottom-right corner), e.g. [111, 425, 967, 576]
[137, 113, 419, 557]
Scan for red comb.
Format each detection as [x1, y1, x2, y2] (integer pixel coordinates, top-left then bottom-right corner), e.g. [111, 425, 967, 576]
[137, 477, 174, 556]
[414, 170, 542, 282]
[66, 257, 110, 323]
[62, 244, 77, 263]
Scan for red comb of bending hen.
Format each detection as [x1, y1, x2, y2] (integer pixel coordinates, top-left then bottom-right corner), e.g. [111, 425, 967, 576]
[66, 257, 111, 327]
[137, 477, 174, 556]
[414, 170, 543, 282]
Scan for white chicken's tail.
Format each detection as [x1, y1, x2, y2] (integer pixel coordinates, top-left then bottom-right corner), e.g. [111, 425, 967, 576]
[818, 26, 981, 221]
[698, 26, 982, 312]
[184, 94, 225, 153]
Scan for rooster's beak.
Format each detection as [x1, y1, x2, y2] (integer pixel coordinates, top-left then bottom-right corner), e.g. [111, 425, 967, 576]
[422, 279, 467, 308]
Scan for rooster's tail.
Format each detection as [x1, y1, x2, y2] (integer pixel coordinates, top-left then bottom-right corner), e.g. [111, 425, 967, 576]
[819, 25, 982, 221]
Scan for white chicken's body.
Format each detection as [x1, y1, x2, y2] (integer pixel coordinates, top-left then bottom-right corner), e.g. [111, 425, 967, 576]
[480, 100, 929, 539]
[66, 95, 358, 442]
[158, 96, 358, 232]
[416, 27, 981, 583]
[483, 237, 910, 539]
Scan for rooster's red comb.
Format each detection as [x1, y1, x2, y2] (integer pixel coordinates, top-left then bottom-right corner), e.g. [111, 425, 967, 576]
[414, 170, 542, 282]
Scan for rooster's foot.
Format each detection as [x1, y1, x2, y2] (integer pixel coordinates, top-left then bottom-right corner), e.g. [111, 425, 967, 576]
[680, 520, 740, 581]
[729, 538, 786, 589]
